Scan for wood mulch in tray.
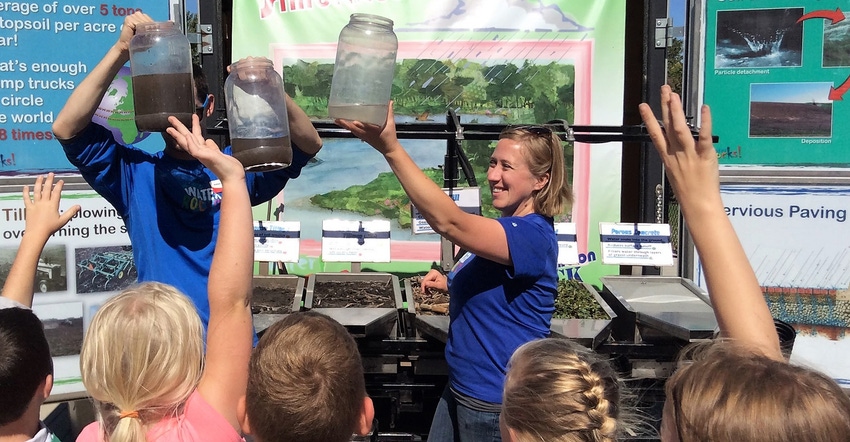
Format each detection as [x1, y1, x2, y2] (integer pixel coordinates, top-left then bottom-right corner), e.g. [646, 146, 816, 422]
[311, 280, 396, 308]
[408, 275, 450, 316]
[252, 278, 299, 314]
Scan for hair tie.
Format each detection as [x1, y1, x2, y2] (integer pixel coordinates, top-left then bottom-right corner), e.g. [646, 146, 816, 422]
[118, 410, 140, 420]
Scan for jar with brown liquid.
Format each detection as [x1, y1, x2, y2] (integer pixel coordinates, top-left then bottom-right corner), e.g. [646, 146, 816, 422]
[225, 57, 292, 172]
[129, 22, 194, 132]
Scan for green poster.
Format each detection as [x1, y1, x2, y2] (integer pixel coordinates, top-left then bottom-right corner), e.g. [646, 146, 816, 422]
[704, 1, 850, 165]
[232, 0, 626, 286]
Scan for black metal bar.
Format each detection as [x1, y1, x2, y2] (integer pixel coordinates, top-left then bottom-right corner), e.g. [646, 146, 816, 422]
[209, 119, 716, 144]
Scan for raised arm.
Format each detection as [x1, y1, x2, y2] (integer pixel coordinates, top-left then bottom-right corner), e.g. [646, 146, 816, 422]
[1, 174, 80, 307]
[335, 102, 512, 265]
[52, 12, 153, 140]
[639, 85, 781, 360]
[286, 93, 323, 155]
[166, 115, 253, 430]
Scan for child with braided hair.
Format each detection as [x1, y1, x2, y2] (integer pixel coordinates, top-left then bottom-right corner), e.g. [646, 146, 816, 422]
[500, 338, 622, 442]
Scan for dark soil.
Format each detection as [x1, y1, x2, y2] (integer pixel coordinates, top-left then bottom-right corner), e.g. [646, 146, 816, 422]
[408, 275, 450, 316]
[311, 280, 396, 308]
[750, 102, 832, 137]
[252, 279, 299, 314]
[43, 317, 84, 357]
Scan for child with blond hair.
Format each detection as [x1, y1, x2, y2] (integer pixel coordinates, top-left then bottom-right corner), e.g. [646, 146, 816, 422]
[76, 114, 253, 442]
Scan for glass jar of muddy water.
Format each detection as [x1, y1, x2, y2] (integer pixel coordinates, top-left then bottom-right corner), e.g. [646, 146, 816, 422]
[328, 13, 397, 126]
[129, 21, 194, 132]
[224, 57, 292, 172]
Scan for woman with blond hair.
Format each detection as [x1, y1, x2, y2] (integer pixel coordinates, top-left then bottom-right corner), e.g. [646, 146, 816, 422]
[76, 113, 254, 442]
[337, 103, 572, 441]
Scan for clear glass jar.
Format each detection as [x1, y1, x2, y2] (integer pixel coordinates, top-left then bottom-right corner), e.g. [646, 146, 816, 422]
[225, 57, 292, 172]
[328, 13, 398, 126]
[129, 21, 194, 132]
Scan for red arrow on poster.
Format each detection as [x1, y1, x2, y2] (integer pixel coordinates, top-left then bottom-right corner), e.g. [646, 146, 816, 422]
[796, 8, 845, 25]
[829, 75, 850, 101]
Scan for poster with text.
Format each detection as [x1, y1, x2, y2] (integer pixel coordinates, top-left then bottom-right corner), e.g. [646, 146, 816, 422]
[0, 1, 169, 174]
[0, 187, 133, 390]
[233, 0, 626, 285]
[703, 1, 850, 165]
[695, 184, 850, 383]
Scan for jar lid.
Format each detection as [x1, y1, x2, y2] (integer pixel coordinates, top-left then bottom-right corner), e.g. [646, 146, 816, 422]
[350, 13, 394, 29]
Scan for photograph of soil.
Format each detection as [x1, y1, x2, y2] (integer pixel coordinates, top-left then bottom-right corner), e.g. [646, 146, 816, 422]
[749, 82, 833, 138]
[310, 280, 396, 308]
[42, 317, 85, 357]
[252, 277, 302, 314]
[0, 245, 68, 293]
[715, 8, 803, 68]
[33, 302, 85, 357]
[408, 275, 450, 316]
[75, 245, 137, 294]
[750, 102, 832, 138]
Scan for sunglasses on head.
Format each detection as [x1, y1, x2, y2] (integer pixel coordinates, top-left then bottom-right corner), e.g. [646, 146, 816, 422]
[509, 125, 553, 137]
[195, 95, 211, 119]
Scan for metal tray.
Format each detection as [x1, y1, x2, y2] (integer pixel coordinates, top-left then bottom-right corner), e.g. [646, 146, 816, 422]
[549, 281, 618, 349]
[305, 272, 403, 337]
[600, 276, 717, 342]
[251, 275, 305, 334]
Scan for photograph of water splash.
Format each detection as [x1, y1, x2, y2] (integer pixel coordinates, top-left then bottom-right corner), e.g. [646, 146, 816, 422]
[715, 8, 804, 68]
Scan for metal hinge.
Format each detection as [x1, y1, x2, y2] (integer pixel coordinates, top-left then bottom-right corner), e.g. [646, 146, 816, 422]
[187, 24, 213, 54]
[655, 17, 673, 48]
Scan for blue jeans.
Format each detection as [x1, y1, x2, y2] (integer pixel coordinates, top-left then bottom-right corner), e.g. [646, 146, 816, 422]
[428, 386, 502, 442]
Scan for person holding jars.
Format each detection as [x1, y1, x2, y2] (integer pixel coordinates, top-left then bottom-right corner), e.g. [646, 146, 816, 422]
[52, 12, 323, 338]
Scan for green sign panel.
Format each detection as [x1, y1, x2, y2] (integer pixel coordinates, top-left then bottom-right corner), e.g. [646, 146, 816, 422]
[704, 1, 850, 165]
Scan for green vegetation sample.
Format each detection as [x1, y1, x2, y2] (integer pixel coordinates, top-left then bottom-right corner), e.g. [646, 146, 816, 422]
[554, 279, 608, 320]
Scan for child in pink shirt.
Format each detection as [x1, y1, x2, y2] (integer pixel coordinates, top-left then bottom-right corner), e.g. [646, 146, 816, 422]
[76, 111, 253, 442]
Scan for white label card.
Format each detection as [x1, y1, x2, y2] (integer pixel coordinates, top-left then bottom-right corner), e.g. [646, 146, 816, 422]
[599, 222, 673, 266]
[321, 219, 391, 262]
[254, 221, 301, 263]
[412, 187, 482, 234]
[555, 222, 580, 265]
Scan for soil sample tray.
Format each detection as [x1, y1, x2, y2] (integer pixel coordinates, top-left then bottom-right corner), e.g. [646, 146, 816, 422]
[600, 276, 716, 342]
[305, 272, 403, 337]
[403, 275, 451, 342]
[549, 281, 617, 349]
[252, 275, 305, 334]
[406, 275, 450, 316]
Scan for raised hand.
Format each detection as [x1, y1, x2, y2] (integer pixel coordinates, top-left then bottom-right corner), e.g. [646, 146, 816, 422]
[166, 114, 245, 183]
[23, 173, 81, 240]
[2, 173, 80, 306]
[334, 101, 400, 156]
[639, 85, 721, 214]
[116, 11, 154, 53]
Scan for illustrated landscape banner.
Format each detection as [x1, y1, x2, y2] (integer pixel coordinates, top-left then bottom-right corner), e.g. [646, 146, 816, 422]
[233, 0, 627, 285]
